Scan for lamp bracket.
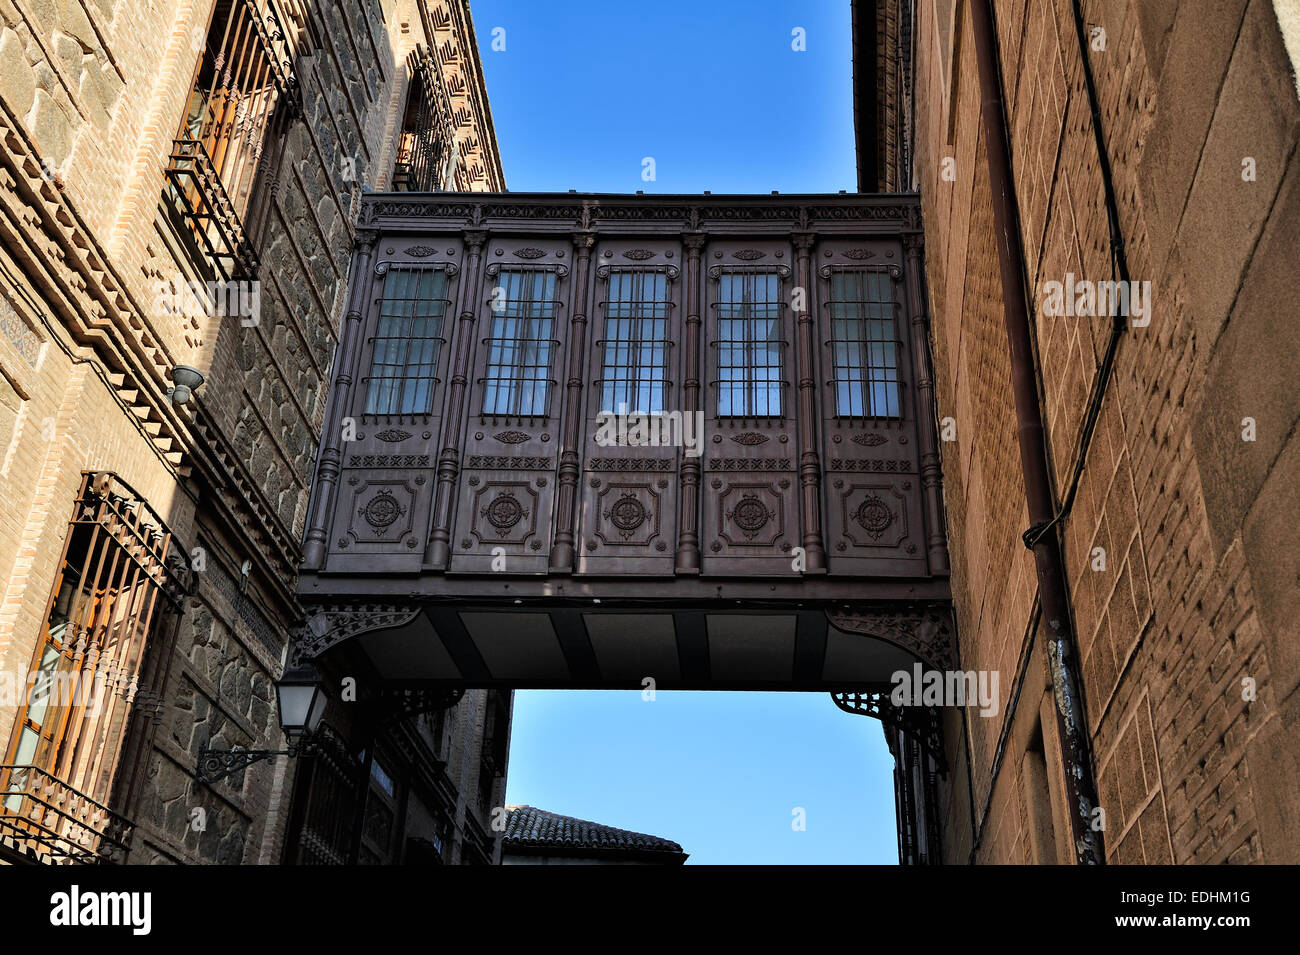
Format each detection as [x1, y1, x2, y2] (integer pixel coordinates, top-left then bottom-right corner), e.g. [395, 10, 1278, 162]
[196, 739, 316, 784]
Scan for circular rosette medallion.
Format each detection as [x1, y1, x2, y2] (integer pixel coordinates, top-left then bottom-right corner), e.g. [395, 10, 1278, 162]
[728, 494, 772, 540]
[604, 493, 647, 540]
[482, 492, 529, 537]
[854, 493, 895, 540]
[360, 490, 406, 534]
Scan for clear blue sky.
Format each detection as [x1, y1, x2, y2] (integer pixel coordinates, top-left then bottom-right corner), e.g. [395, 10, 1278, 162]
[474, 0, 896, 864]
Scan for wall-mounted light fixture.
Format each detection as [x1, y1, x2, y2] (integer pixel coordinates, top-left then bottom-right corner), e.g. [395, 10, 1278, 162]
[196, 663, 326, 784]
[167, 365, 205, 406]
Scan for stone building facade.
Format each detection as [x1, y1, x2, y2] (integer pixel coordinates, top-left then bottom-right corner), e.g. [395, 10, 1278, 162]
[0, 0, 509, 865]
[860, 0, 1300, 862]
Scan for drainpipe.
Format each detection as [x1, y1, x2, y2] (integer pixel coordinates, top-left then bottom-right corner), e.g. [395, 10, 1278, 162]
[969, 0, 1104, 865]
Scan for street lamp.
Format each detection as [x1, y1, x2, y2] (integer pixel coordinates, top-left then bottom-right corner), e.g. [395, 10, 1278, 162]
[196, 663, 325, 784]
[275, 663, 328, 739]
[167, 365, 205, 406]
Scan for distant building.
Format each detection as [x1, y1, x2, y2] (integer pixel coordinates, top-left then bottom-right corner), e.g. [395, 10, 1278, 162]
[502, 806, 687, 865]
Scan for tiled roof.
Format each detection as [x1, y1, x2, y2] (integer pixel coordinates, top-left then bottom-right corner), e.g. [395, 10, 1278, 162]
[502, 805, 685, 857]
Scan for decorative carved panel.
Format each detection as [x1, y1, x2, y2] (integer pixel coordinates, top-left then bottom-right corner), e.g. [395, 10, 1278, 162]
[575, 238, 683, 574]
[838, 482, 909, 548]
[816, 243, 930, 576]
[328, 469, 432, 573]
[590, 481, 666, 548]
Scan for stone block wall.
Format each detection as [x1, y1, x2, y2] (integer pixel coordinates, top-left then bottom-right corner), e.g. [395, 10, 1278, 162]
[912, 0, 1300, 863]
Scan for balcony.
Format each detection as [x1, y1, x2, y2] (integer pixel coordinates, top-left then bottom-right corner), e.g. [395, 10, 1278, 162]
[0, 765, 133, 865]
[165, 138, 260, 281]
[295, 193, 953, 691]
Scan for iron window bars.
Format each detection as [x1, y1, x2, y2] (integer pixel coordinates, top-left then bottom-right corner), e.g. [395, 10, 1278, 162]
[165, 0, 297, 279]
[0, 472, 189, 864]
[285, 724, 364, 865]
[480, 268, 561, 419]
[392, 46, 455, 192]
[711, 269, 789, 418]
[596, 268, 675, 414]
[825, 269, 903, 418]
[363, 267, 451, 416]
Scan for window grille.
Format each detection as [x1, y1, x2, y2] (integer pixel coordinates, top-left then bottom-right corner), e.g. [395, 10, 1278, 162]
[827, 269, 902, 417]
[597, 269, 673, 414]
[480, 269, 560, 418]
[713, 270, 786, 417]
[391, 47, 454, 192]
[0, 472, 189, 864]
[165, 0, 297, 278]
[363, 268, 451, 416]
[286, 725, 364, 865]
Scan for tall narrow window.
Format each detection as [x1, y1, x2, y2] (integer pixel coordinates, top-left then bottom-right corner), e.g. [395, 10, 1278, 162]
[481, 270, 559, 417]
[283, 725, 364, 865]
[716, 271, 783, 417]
[363, 268, 450, 416]
[166, 0, 296, 278]
[828, 270, 901, 417]
[1, 472, 186, 863]
[392, 48, 452, 192]
[599, 269, 671, 414]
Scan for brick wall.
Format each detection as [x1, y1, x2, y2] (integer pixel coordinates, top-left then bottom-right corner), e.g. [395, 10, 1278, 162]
[0, 0, 508, 865]
[913, 0, 1300, 863]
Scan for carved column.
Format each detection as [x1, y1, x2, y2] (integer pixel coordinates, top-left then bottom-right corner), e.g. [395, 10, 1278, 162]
[674, 233, 705, 573]
[903, 233, 950, 575]
[427, 230, 487, 568]
[549, 230, 595, 572]
[303, 231, 377, 569]
[792, 232, 827, 573]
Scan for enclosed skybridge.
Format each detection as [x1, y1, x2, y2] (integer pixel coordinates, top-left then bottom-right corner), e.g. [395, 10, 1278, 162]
[295, 192, 953, 692]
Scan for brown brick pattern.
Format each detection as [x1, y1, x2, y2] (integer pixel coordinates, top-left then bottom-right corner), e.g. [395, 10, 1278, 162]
[912, 0, 1300, 863]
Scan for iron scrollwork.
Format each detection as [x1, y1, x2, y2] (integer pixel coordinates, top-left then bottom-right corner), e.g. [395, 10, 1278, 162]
[196, 738, 316, 785]
[830, 690, 946, 775]
[373, 687, 466, 727]
[825, 601, 956, 671]
[292, 604, 424, 663]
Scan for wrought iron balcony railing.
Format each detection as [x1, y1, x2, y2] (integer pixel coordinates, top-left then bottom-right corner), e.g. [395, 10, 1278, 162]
[0, 764, 133, 864]
[165, 138, 260, 280]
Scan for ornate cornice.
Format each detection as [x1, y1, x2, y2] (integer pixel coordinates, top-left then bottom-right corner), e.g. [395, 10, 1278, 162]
[595, 263, 679, 281]
[819, 262, 903, 281]
[358, 193, 923, 232]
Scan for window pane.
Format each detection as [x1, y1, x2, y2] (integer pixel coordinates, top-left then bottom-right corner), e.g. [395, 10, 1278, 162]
[482, 269, 558, 416]
[600, 268, 671, 414]
[828, 269, 900, 417]
[364, 268, 449, 416]
[716, 271, 783, 417]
